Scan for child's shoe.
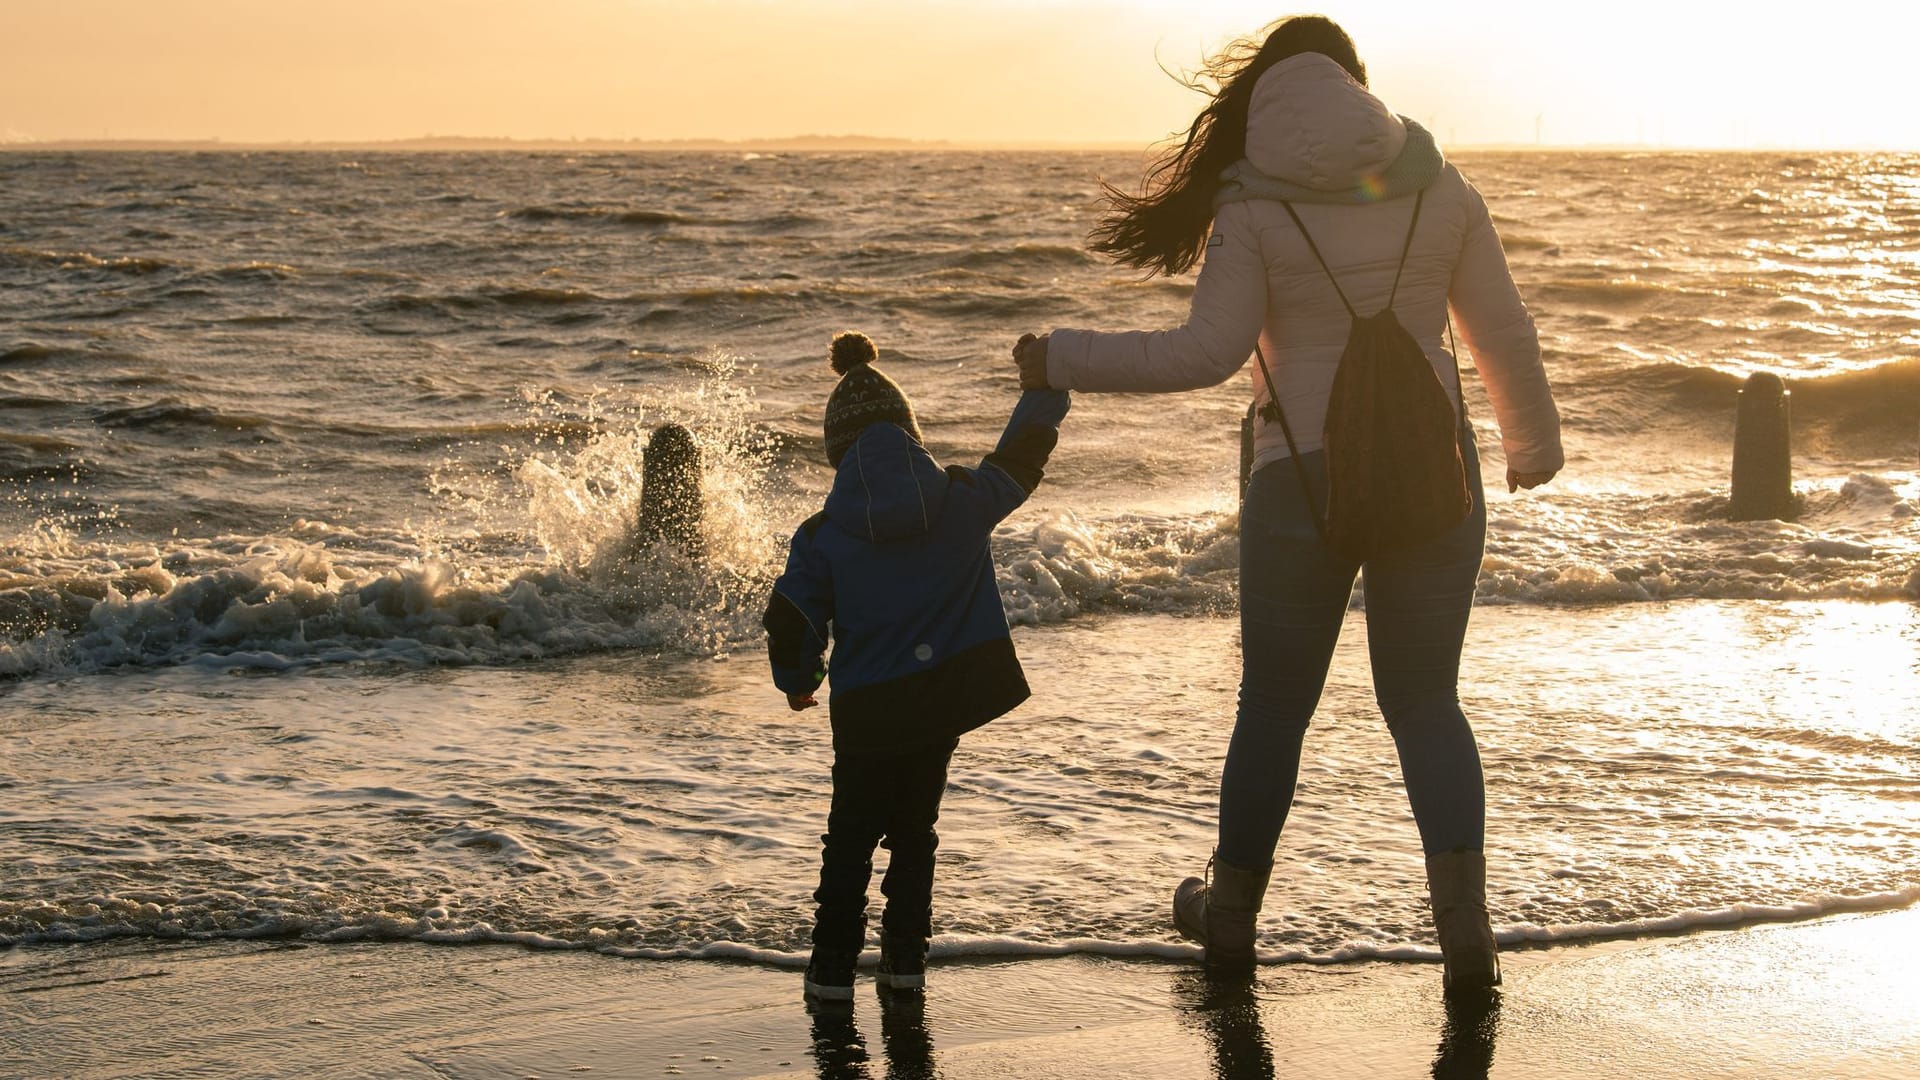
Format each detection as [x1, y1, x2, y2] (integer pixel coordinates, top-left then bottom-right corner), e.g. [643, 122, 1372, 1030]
[803, 946, 859, 1001]
[875, 935, 927, 991]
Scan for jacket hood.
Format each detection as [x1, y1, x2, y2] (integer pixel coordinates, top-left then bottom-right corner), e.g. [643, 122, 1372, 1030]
[823, 422, 949, 543]
[1243, 53, 1408, 192]
[1215, 120, 1441, 208]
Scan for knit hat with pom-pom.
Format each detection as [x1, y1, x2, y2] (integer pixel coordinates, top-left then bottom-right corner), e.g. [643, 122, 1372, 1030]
[822, 331, 921, 467]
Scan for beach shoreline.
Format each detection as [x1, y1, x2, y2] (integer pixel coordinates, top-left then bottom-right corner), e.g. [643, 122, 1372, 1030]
[2, 142, 1916, 1080]
[5, 906, 1914, 1079]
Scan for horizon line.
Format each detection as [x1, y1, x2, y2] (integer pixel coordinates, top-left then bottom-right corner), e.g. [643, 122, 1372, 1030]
[2, 133, 1913, 155]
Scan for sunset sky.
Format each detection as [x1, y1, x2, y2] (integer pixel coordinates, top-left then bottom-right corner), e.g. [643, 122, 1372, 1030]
[5, 0, 1918, 149]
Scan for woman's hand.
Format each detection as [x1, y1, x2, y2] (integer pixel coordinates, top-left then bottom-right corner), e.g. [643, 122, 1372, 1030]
[1507, 468, 1557, 493]
[1012, 333, 1051, 390]
[786, 691, 818, 712]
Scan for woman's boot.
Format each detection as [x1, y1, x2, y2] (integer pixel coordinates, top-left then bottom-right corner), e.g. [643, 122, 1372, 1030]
[1172, 854, 1272, 977]
[1426, 849, 1500, 991]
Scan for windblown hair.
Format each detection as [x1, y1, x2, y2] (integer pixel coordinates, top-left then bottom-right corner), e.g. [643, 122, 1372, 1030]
[1087, 15, 1366, 278]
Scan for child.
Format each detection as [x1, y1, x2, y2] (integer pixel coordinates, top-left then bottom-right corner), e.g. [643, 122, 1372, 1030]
[763, 331, 1069, 1000]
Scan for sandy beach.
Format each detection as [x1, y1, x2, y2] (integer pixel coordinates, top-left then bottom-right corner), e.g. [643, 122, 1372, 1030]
[4, 906, 1914, 1079]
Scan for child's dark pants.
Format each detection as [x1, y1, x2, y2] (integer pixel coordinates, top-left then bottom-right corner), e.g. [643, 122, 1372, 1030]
[811, 737, 959, 951]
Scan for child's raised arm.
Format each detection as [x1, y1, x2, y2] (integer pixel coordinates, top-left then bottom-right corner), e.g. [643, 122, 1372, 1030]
[943, 388, 1071, 530]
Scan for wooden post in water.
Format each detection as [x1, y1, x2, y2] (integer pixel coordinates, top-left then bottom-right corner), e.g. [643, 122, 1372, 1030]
[1729, 371, 1794, 521]
[634, 422, 704, 556]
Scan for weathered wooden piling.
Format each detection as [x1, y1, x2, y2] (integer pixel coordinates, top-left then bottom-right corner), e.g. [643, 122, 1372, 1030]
[1729, 371, 1795, 521]
[635, 422, 704, 556]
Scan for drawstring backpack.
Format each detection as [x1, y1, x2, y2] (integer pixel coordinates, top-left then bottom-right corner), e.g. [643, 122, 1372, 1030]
[1253, 190, 1472, 563]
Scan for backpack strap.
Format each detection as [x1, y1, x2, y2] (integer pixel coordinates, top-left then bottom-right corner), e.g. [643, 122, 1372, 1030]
[1278, 190, 1426, 317]
[1445, 309, 1467, 433]
[1251, 190, 1465, 543]
[1387, 191, 1425, 308]
[1278, 203, 1355, 319]
[1251, 338, 1327, 543]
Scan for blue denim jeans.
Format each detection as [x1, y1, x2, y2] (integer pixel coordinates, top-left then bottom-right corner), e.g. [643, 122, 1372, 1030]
[1218, 437, 1488, 867]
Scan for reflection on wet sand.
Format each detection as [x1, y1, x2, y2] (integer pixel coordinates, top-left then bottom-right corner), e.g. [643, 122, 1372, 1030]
[809, 989, 939, 1080]
[1174, 972, 1502, 1080]
[1433, 991, 1500, 1080]
[1174, 975, 1277, 1080]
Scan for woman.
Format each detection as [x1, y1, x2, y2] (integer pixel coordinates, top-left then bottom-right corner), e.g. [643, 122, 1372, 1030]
[1013, 16, 1562, 989]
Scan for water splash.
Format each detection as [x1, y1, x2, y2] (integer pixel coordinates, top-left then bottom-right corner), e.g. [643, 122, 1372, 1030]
[0, 359, 790, 676]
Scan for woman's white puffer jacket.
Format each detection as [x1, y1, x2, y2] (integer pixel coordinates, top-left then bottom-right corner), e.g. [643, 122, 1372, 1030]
[1047, 53, 1564, 476]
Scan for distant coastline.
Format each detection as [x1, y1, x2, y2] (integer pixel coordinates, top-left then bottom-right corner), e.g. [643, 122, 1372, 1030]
[0, 134, 1859, 154]
[0, 134, 1133, 153]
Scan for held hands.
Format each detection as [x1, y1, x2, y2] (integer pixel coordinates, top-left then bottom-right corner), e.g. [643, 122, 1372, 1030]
[786, 691, 818, 712]
[1014, 327, 1551, 493]
[1012, 333, 1051, 390]
[1507, 468, 1557, 493]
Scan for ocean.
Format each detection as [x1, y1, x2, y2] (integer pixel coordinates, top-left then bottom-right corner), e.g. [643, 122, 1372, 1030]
[0, 149, 1916, 969]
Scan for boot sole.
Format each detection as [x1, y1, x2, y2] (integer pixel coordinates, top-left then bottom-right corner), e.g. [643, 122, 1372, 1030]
[1202, 952, 1258, 980]
[803, 979, 855, 1001]
[1442, 958, 1501, 993]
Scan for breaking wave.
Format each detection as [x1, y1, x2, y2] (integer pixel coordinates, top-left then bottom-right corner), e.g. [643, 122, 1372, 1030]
[5, 467, 1912, 679]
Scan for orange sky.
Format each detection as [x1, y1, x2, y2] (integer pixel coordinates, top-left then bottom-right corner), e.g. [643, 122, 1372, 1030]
[4, 1, 1918, 149]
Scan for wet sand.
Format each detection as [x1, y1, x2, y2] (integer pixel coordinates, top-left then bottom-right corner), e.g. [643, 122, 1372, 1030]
[4, 907, 1915, 1079]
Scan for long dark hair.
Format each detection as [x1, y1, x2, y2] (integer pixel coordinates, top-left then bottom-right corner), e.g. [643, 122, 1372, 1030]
[1087, 15, 1366, 278]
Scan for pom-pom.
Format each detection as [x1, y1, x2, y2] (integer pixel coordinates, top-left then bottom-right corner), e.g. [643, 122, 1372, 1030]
[829, 331, 878, 375]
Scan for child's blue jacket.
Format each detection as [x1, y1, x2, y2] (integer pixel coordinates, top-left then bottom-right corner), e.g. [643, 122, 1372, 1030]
[763, 390, 1069, 753]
